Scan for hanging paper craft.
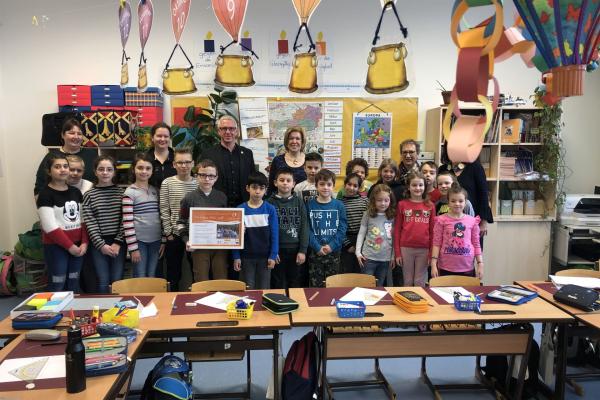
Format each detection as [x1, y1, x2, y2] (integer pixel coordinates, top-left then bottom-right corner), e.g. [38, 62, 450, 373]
[118, 1, 132, 88]
[212, 0, 257, 87]
[444, 0, 503, 163]
[513, 0, 600, 98]
[288, 0, 321, 93]
[162, 0, 196, 95]
[137, 0, 154, 92]
[365, 0, 409, 94]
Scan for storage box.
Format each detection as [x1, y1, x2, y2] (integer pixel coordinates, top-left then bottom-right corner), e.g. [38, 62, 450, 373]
[57, 85, 92, 106]
[124, 87, 163, 107]
[10, 291, 74, 319]
[512, 200, 524, 215]
[500, 200, 513, 215]
[126, 106, 163, 127]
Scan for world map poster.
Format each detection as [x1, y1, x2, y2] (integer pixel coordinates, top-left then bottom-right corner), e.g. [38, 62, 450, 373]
[352, 112, 392, 167]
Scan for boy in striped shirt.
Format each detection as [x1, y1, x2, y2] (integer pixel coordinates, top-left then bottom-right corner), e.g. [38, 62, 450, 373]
[160, 148, 197, 291]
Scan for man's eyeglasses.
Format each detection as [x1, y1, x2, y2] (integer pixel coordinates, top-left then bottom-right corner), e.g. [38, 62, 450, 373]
[218, 127, 237, 132]
[198, 173, 217, 180]
[402, 150, 416, 155]
[174, 161, 193, 166]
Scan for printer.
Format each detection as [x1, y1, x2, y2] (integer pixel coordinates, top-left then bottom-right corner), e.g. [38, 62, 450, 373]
[553, 194, 600, 266]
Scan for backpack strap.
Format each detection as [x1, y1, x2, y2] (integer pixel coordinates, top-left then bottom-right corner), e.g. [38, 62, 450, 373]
[372, 0, 408, 46]
[164, 44, 194, 71]
[292, 23, 316, 53]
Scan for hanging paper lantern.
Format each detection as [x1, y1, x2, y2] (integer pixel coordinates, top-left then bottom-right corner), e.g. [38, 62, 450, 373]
[137, 0, 154, 92]
[118, 1, 132, 88]
[513, 0, 600, 97]
[211, 0, 257, 87]
[288, 0, 322, 93]
[162, 0, 196, 95]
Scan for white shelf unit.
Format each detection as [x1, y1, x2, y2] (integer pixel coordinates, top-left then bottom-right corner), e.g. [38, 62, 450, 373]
[425, 106, 557, 284]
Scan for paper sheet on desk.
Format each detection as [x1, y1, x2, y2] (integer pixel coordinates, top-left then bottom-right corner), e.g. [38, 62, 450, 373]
[139, 301, 158, 318]
[430, 287, 474, 304]
[0, 355, 65, 383]
[195, 292, 244, 311]
[339, 287, 388, 306]
[549, 275, 600, 289]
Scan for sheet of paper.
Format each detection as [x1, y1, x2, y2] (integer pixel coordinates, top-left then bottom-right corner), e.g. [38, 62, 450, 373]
[430, 287, 474, 304]
[549, 275, 600, 289]
[139, 301, 158, 318]
[339, 287, 388, 306]
[0, 355, 65, 383]
[239, 97, 269, 139]
[68, 297, 122, 310]
[195, 291, 243, 311]
[241, 138, 269, 175]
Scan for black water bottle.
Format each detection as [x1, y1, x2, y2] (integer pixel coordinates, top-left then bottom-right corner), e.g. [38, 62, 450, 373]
[65, 325, 86, 393]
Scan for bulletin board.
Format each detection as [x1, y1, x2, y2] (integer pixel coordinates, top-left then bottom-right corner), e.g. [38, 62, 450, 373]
[170, 96, 418, 185]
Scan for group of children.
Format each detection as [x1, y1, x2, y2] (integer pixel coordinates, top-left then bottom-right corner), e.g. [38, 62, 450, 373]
[36, 125, 484, 293]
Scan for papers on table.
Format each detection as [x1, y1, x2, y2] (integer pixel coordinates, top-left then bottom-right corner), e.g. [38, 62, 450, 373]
[430, 287, 474, 304]
[195, 291, 246, 311]
[0, 355, 65, 383]
[139, 301, 158, 318]
[549, 275, 600, 289]
[339, 287, 388, 306]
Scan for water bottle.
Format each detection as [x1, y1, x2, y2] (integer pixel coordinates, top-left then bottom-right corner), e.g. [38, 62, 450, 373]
[65, 325, 86, 393]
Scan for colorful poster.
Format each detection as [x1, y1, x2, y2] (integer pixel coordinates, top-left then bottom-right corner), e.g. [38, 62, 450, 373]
[238, 97, 269, 139]
[268, 101, 324, 157]
[352, 112, 392, 168]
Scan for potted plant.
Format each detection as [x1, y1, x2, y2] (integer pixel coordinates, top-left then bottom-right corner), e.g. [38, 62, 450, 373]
[171, 87, 238, 161]
[437, 81, 451, 105]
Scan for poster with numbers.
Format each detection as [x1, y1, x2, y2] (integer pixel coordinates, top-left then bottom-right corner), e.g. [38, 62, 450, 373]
[352, 112, 392, 167]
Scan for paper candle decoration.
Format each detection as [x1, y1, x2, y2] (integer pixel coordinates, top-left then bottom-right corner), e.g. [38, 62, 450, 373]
[278, 30, 289, 54]
[316, 31, 326, 55]
[241, 30, 252, 51]
[204, 31, 215, 53]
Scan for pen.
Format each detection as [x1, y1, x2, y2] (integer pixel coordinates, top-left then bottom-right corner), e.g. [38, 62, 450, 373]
[171, 296, 177, 310]
[330, 298, 336, 306]
[308, 291, 319, 301]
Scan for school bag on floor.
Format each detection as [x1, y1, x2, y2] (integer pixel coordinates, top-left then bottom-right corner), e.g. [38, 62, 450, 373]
[282, 330, 320, 400]
[0, 253, 16, 295]
[14, 222, 44, 261]
[140, 355, 193, 400]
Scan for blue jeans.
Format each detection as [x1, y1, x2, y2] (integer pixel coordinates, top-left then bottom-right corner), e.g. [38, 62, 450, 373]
[363, 259, 389, 286]
[132, 241, 161, 278]
[44, 244, 84, 292]
[91, 245, 126, 293]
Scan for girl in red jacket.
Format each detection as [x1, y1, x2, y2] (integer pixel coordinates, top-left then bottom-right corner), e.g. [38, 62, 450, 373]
[394, 172, 435, 287]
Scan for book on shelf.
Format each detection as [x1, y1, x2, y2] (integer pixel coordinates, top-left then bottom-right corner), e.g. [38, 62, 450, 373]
[501, 119, 522, 143]
[484, 110, 501, 143]
[479, 147, 491, 176]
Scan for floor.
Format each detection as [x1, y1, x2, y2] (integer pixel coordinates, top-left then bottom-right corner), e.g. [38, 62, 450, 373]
[1, 294, 600, 399]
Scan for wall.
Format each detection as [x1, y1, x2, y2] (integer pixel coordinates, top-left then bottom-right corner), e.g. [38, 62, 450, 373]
[0, 0, 598, 250]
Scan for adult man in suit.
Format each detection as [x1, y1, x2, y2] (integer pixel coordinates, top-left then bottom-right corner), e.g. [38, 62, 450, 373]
[200, 115, 256, 207]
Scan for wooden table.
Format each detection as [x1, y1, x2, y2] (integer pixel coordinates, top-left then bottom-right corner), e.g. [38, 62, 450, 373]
[290, 286, 573, 400]
[516, 280, 600, 399]
[0, 290, 290, 400]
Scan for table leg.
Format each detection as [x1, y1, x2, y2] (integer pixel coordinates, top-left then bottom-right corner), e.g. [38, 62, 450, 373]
[320, 328, 327, 400]
[555, 323, 567, 400]
[274, 330, 280, 400]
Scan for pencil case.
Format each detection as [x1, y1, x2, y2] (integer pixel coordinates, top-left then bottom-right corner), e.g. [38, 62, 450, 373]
[83, 336, 128, 376]
[12, 312, 63, 329]
[393, 291, 429, 313]
[262, 293, 299, 314]
[96, 322, 138, 343]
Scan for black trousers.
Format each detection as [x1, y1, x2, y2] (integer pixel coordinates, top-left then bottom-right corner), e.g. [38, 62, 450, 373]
[164, 236, 191, 291]
[271, 247, 304, 289]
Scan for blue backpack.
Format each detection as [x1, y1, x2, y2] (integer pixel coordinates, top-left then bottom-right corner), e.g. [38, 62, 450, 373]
[141, 355, 193, 400]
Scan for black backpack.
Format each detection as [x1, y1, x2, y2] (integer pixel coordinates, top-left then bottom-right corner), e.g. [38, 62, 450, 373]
[483, 325, 540, 399]
[140, 355, 193, 400]
[282, 330, 320, 400]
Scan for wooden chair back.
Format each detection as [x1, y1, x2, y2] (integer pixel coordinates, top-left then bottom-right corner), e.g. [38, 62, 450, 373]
[190, 279, 247, 292]
[326, 273, 377, 288]
[110, 277, 168, 293]
[429, 275, 481, 287]
[555, 269, 600, 278]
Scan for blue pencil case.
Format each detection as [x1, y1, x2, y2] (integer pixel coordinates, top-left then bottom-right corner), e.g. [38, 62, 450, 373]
[486, 286, 538, 305]
[12, 312, 62, 330]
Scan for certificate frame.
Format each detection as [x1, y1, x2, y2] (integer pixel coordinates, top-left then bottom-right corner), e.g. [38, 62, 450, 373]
[188, 208, 245, 249]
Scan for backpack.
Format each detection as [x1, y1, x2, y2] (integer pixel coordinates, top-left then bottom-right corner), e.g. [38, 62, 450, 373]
[0, 254, 16, 296]
[282, 330, 320, 400]
[14, 222, 44, 261]
[483, 325, 540, 399]
[140, 355, 193, 400]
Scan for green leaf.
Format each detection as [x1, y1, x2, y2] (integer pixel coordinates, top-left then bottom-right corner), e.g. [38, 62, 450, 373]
[191, 113, 214, 123]
[184, 106, 196, 122]
[209, 93, 222, 104]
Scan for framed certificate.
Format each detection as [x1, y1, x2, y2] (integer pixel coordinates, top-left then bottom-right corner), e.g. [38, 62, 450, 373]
[188, 208, 245, 249]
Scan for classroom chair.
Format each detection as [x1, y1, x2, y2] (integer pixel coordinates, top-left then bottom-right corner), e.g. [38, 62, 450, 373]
[110, 277, 169, 293]
[422, 275, 484, 399]
[322, 273, 396, 400]
[187, 279, 252, 399]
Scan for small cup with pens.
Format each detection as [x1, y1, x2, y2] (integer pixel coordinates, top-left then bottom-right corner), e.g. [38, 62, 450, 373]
[453, 291, 482, 312]
[69, 305, 101, 337]
[83, 336, 128, 376]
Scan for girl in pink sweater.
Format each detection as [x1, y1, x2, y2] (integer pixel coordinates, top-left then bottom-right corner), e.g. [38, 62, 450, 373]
[431, 183, 484, 279]
[394, 172, 435, 286]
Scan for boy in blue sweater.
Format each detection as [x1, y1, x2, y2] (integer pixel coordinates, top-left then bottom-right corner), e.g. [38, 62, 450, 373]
[233, 172, 279, 289]
[306, 169, 347, 287]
